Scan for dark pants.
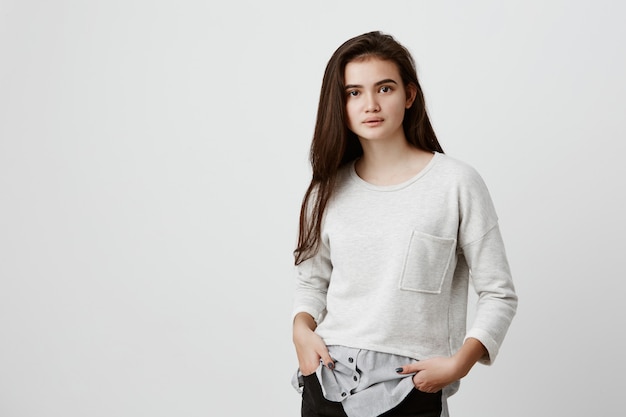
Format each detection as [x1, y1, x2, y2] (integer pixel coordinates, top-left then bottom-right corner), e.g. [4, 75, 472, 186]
[301, 374, 442, 417]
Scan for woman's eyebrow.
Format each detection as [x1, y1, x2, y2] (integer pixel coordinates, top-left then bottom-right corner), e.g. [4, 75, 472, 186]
[344, 79, 399, 89]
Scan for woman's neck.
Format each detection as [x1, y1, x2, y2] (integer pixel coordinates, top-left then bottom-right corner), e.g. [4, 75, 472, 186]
[355, 140, 434, 186]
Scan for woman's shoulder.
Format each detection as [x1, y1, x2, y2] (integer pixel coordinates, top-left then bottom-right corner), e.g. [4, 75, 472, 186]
[434, 153, 497, 215]
[435, 152, 475, 172]
[433, 153, 485, 183]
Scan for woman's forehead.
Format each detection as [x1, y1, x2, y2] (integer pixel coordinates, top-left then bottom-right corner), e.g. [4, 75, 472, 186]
[344, 58, 401, 84]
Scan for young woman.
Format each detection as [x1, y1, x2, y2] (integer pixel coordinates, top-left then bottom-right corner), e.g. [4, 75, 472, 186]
[291, 31, 517, 417]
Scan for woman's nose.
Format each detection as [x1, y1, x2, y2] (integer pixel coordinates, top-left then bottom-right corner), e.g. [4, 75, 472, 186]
[365, 95, 380, 112]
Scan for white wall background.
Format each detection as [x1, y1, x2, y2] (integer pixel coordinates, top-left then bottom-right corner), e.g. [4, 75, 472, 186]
[1, 0, 624, 416]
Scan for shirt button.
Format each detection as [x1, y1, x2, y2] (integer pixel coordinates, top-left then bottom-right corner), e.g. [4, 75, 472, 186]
[341, 392, 347, 397]
[348, 357, 354, 363]
[353, 376, 358, 382]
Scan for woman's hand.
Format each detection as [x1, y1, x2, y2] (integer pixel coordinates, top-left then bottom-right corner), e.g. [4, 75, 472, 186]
[396, 356, 462, 393]
[293, 313, 334, 375]
[396, 338, 488, 393]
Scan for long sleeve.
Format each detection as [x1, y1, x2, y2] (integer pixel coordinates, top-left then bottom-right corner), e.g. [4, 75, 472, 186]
[292, 236, 333, 324]
[454, 163, 518, 364]
[462, 224, 517, 364]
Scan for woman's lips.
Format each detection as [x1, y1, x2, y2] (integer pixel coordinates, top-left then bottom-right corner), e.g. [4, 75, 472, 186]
[364, 118, 383, 126]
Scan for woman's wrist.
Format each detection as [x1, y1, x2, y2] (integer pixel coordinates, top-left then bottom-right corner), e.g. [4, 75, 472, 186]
[293, 312, 317, 340]
[452, 338, 487, 378]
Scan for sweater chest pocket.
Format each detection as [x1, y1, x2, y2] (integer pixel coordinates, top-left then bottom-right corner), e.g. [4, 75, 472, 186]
[400, 230, 457, 294]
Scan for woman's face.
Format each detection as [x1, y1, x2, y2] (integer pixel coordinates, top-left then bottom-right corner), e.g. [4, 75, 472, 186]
[344, 57, 416, 144]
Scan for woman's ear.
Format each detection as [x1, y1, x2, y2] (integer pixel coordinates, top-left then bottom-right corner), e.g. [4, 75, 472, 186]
[405, 83, 417, 109]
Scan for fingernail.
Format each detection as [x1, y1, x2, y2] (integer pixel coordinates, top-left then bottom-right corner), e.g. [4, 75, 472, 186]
[327, 362, 335, 370]
[395, 367, 403, 373]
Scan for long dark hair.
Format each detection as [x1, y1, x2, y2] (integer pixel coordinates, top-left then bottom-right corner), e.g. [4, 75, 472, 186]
[294, 31, 443, 265]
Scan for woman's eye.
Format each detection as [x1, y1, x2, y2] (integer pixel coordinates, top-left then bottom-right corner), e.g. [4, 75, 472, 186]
[380, 86, 392, 93]
[348, 90, 359, 97]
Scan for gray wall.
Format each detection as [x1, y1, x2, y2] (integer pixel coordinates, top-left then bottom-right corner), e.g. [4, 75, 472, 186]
[1, 0, 624, 415]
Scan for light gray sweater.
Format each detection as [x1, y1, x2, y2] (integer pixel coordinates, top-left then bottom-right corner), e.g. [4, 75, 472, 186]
[293, 152, 517, 366]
